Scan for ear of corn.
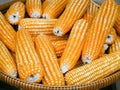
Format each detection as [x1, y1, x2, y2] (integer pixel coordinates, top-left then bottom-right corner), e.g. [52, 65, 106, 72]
[114, 6, 120, 35]
[65, 51, 120, 85]
[42, 0, 67, 19]
[52, 40, 67, 57]
[0, 12, 16, 52]
[19, 18, 57, 36]
[35, 34, 65, 86]
[105, 28, 117, 44]
[53, 0, 90, 36]
[109, 36, 120, 53]
[0, 40, 17, 77]
[5, 1, 25, 25]
[83, 1, 99, 23]
[82, 0, 118, 64]
[60, 19, 89, 73]
[19, 18, 57, 29]
[16, 29, 43, 82]
[26, 0, 42, 18]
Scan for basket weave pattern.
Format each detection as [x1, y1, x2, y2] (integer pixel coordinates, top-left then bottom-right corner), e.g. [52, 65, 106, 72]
[0, 71, 120, 90]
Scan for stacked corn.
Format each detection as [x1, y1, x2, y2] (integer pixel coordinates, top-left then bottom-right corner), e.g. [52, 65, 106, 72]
[0, 0, 119, 86]
[82, 0, 118, 64]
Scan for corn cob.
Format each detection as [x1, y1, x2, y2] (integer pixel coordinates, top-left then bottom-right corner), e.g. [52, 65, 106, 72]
[83, 1, 99, 23]
[82, 0, 118, 64]
[53, 0, 90, 36]
[114, 6, 120, 35]
[16, 29, 43, 82]
[52, 40, 67, 57]
[35, 34, 65, 86]
[26, 0, 42, 18]
[19, 18, 57, 35]
[42, 0, 67, 19]
[60, 19, 89, 73]
[65, 51, 120, 85]
[105, 28, 117, 44]
[0, 40, 17, 77]
[109, 36, 120, 53]
[19, 18, 57, 29]
[0, 12, 16, 52]
[5, 1, 25, 25]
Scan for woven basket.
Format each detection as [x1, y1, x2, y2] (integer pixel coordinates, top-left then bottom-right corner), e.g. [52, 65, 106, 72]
[0, 0, 120, 90]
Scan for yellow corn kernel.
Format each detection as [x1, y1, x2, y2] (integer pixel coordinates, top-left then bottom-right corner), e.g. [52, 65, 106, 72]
[0, 12, 16, 52]
[42, 0, 67, 19]
[52, 40, 67, 57]
[0, 40, 17, 77]
[26, 0, 42, 18]
[109, 36, 120, 53]
[35, 34, 65, 86]
[5, 1, 25, 25]
[105, 28, 117, 44]
[53, 0, 90, 36]
[83, 1, 99, 23]
[114, 6, 120, 35]
[32, 34, 68, 42]
[60, 19, 89, 73]
[43, 0, 49, 10]
[65, 51, 120, 85]
[82, 0, 118, 64]
[16, 29, 43, 82]
[10, 51, 16, 64]
[47, 34, 68, 41]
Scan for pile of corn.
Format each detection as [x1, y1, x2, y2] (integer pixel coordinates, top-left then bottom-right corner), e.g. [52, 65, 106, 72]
[0, 0, 120, 86]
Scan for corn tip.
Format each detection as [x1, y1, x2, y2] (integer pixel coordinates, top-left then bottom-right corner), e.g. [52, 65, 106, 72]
[27, 73, 40, 82]
[31, 11, 41, 18]
[11, 72, 17, 77]
[53, 28, 62, 36]
[104, 44, 109, 51]
[83, 56, 91, 64]
[42, 14, 50, 19]
[8, 12, 19, 24]
[105, 34, 113, 43]
[60, 64, 68, 73]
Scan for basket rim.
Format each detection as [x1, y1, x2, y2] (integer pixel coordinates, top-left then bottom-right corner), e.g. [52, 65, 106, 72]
[0, 70, 120, 89]
[0, 0, 120, 90]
